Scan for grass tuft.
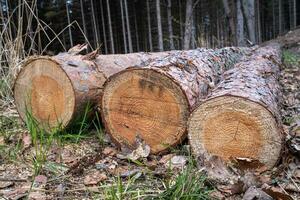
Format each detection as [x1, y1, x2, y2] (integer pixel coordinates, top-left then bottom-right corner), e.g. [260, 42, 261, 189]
[153, 159, 212, 200]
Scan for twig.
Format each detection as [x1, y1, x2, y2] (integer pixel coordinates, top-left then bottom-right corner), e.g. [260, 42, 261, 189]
[0, 178, 28, 182]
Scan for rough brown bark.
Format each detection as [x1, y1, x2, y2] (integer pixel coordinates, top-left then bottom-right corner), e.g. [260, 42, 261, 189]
[188, 44, 283, 169]
[14, 45, 168, 130]
[101, 47, 248, 153]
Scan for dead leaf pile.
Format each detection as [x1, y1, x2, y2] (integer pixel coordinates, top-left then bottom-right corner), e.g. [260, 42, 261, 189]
[117, 135, 150, 161]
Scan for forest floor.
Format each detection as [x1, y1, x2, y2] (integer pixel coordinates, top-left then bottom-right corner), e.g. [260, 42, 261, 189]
[0, 34, 300, 200]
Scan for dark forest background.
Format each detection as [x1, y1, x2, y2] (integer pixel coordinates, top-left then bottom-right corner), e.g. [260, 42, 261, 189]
[0, 0, 299, 54]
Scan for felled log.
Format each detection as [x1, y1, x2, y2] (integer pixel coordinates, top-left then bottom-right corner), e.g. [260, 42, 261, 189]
[14, 45, 168, 130]
[188, 44, 283, 168]
[101, 47, 247, 153]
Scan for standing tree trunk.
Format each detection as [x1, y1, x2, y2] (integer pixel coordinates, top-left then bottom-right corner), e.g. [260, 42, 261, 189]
[65, 1, 73, 47]
[242, 0, 256, 44]
[80, 0, 88, 43]
[256, 0, 262, 44]
[279, 0, 283, 34]
[146, 0, 153, 52]
[120, 0, 128, 53]
[217, 7, 221, 47]
[236, 0, 244, 46]
[191, 12, 196, 49]
[156, 0, 164, 51]
[91, 0, 100, 47]
[183, 0, 193, 49]
[293, 0, 297, 28]
[167, 0, 175, 50]
[106, 0, 115, 53]
[134, 6, 140, 52]
[124, 0, 133, 53]
[272, 0, 276, 37]
[100, 0, 108, 54]
[188, 44, 283, 169]
[101, 47, 247, 153]
[179, 0, 183, 49]
[222, 0, 236, 45]
[13, 45, 170, 131]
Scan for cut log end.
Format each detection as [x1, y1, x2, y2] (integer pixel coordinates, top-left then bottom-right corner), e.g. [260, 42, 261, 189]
[14, 58, 75, 129]
[102, 68, 190, 153]
[188, 96, 282, 168]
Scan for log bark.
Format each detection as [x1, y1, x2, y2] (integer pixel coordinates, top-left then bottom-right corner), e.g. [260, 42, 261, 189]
[14, 45, 168, 130]
[188, 44, 283, 169]
[101, 47, 247, 153]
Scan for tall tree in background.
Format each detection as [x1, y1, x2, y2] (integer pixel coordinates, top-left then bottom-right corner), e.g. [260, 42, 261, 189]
[156, 0, 163, 51]
[4, 0, 299, 54]
[124, 0, 133, 52]
[91, 0, 100, 47]
[106, 0, 114, 53]
[120, 0, 127, 53]
[222, 0, 236, 45]
[146, 0, 153, 51]
[167, 0, 174, 50]
[66, 1, 73, 47]
[79, 0, 87, 42]
[272, 0, 276, 37]
[242, 0, 256, 43]
[293, 0, 297, 28]
[256, 0, 261, 43]
[236, 0, 244, 46]
[179, 0, 183, 48]
[191, 12, 196, 48]
[100, 0, 108, 54]
[279, 0, 283, 34]
[183, 0, 193, 50]
[134, 5, 140, 51]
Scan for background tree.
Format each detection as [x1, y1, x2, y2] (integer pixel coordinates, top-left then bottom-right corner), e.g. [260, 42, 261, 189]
[1, 0, 299, 54]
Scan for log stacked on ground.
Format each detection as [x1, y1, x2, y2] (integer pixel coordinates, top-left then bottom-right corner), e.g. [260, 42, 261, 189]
[14, 45, 168, 130]
[101, 47, 248, 153]
[188, 44, 283, 168]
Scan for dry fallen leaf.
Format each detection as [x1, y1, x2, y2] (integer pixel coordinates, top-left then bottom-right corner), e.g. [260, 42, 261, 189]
[102, 147, 117, 157]
[169, 155, 187, 169]
[59, 148, 78, 165]
[117, 135, 150, 161]
[22, 132, 32, 150]
[2, 187, 29, 200]
[159, 154, 175, 165]
[0, 136, 5, 145]
[84, 170, 107, 185]
[243, 186, 272, 200]
[28, 191, 47, 200]
[262, 184, 294, 200]
[230, 157, 266, 172]
[203, 155, 238, 185]
[120, 168, 142, 178]
[217, 180, 244, 195]
[33, 175, 47, 187]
